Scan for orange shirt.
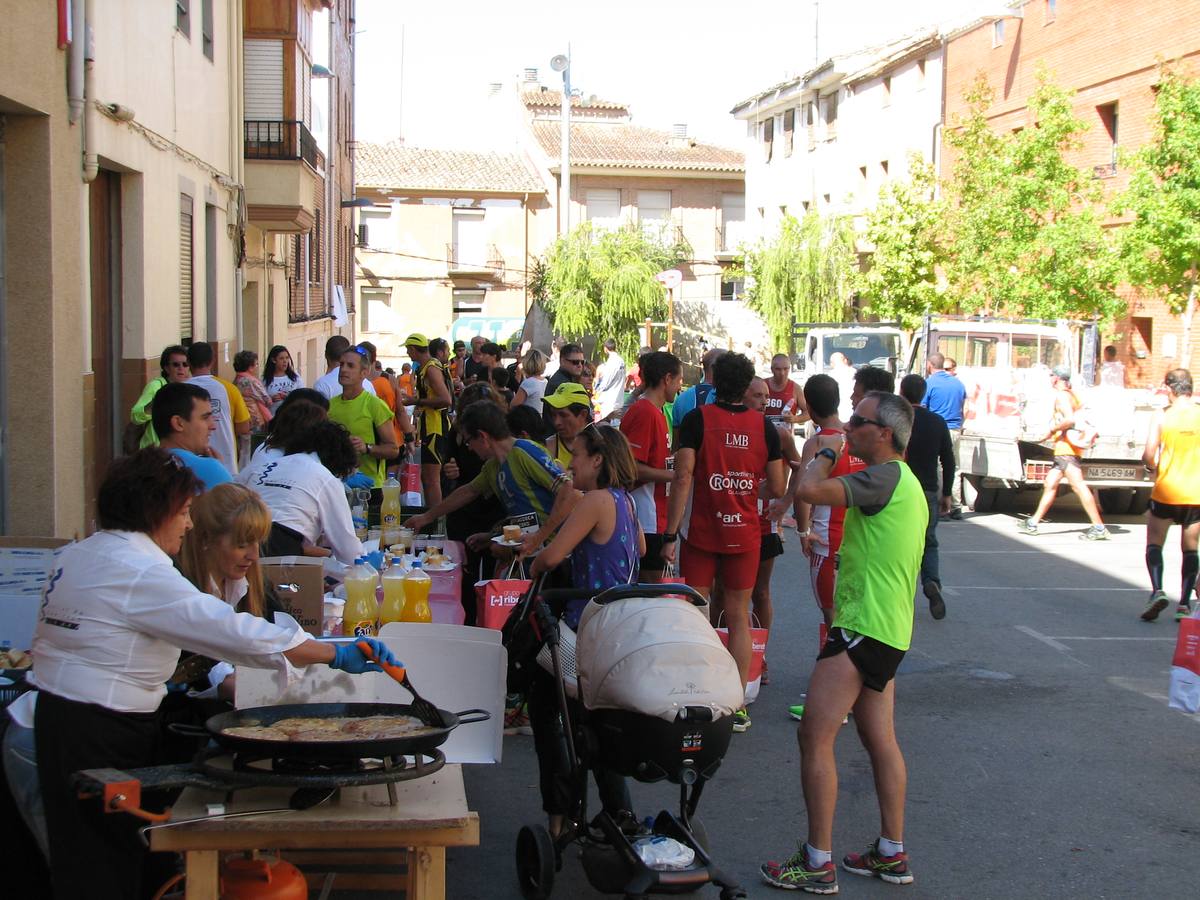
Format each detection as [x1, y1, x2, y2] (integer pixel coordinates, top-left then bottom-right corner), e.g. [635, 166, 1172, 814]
[372, 375, 397, 413]
[1053, 390, 1084, 457]
[398, 373, 414, 397]
[1151, 400, 1200, 505]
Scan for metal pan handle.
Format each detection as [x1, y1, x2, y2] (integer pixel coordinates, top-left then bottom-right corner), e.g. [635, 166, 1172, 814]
[453, 709, 491, 724]
[166, 722, 211, 739]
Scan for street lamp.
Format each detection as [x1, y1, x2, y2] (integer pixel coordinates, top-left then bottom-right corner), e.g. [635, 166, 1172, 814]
[550, 51, 570, 234]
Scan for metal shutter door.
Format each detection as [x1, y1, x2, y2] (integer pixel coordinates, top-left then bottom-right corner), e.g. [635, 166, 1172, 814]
[244, 40, 283, 120]
[180, 200, 193, 341]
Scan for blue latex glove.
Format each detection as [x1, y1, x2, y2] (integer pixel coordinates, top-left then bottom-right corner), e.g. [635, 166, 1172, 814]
[363, 550, 385, 571]
[329, 638, 402, 675]
[343, 473, 374, 490]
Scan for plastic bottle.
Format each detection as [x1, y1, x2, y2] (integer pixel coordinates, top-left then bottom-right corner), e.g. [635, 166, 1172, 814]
[342, 558, 379, 637]
[400, 561, 432, 623]
[348, 488, 370, 541]
[380, 475, 402, 549]
[380, 557, 408, 625]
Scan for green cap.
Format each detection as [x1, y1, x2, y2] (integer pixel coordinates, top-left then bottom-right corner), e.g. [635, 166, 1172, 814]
[404, 333, 429, 348]
[542, 382, 592, 409]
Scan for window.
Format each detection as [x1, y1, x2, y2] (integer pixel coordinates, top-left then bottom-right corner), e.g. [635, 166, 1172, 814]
[822, 193, 831, 207]
[637, 190, 671, 239]
[805, 100, 817, 149]
[179, 194, 193, 341]
[451, 207, 487, 267]
[783, 108, 795, 157]
[993, 19, 1005, 47]
[801, 200, 810, 213]
[762, 116, 774, 161]
[822, 92, 838, 140]
[310, 211, 321, 283]
[585, 189, 622, 233]
[359, 206, 391, 250]
[1097, 102, 1118, 173]
[176, 0, 190, 38]
[917, 58, 926, 90]
[1045, 0, 1057, 23]
[720, 193, 745, 252]
[1011, 336, 1064, 368]
[359, 287, 390, 333]
[937, 334, 999, 368]
[720, 278, 745, 302]
[859, 165, 868, 185]
[881, 76, 891, 107]
[880, 159, 889, 178]
[201, 0, 213, 60]
[452, 289, 486, 316]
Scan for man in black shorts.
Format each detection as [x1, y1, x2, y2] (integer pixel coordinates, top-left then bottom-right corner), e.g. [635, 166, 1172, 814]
[400, 333, 453, 509]
[762, 391, 926, 893]
[1141, 368, 1200, 621]
[744, 376, 802, 686]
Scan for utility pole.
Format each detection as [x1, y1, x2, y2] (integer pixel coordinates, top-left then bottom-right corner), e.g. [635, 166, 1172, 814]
[551, 50, 571, 234]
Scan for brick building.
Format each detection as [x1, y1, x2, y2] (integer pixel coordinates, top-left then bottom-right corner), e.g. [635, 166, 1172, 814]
[943, 0, 1200, 386]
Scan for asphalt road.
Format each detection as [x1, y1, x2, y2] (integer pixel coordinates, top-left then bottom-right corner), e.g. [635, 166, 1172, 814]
[447, 494, 1198, 899]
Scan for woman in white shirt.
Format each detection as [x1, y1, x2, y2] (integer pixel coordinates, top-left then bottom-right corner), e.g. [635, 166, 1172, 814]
[262, 344, 305, 413]
[513, 348, 549, 414]
[239, 420, 363, 565]
[246, 388, 329, 468]
[23, 448, 398, 900]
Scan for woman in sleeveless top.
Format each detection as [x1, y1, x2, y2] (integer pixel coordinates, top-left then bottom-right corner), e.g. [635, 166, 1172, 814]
[528, 424, 646, 839]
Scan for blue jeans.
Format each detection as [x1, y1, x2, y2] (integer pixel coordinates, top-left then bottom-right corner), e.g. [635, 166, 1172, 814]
[921, 490, 941, 588]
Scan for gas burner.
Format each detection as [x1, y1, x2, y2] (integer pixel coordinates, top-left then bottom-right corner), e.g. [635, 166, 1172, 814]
[197, 745, 445, 790]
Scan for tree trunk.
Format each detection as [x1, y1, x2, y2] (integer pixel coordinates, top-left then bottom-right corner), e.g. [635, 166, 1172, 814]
[1181, 274, 1196, 370]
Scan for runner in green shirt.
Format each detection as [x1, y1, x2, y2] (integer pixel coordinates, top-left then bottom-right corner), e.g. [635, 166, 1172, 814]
[761, 390, 925, 894]
[328, 347, 399, 487]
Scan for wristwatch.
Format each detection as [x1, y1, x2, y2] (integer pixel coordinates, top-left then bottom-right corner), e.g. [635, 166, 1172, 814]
[661, 532, 678, 543]
[815, 447, 838, 464]
[365, 443, 373, 455]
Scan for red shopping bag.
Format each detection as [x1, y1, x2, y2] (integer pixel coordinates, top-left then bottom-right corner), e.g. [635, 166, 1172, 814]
[1168, 615, 1200, 713]
[400, 461, 423, 507]
[715, 613, 768, 703]
[475, 560, 530, 630]
[658, 561, 690, 598]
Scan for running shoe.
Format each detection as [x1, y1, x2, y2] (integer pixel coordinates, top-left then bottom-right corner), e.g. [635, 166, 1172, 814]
[923, 581, 946, 620]
[761, 844, 839, 893]
[1016, 519, 1039, 536]
[1141, 590, 1169, 622]
[1079, 525, 1110, 541]
[732, 708, 751, 732]
[841, 840, 914, 885]
[1175, 600, 1193, 621]
[503, 705, 533, 735]
[788, 703, 806, 721]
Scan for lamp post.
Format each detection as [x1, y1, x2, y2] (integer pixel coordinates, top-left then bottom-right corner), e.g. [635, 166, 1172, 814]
[550, 51, 570, 235]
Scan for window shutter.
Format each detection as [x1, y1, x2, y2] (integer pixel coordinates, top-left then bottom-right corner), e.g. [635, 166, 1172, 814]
[179, 196, 194, 342]
[244, 40, 284, 120]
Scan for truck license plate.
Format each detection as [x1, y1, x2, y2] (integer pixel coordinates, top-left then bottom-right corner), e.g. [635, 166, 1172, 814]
[1085, 465, 1137, 480]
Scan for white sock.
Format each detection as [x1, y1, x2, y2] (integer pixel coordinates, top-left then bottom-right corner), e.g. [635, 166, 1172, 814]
[805, 844, 832, 867]
[878, 837, 904, 857]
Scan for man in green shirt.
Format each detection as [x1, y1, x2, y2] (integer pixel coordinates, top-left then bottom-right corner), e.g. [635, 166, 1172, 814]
[328, 346, 399, 487]
[761, 390, 926, 894]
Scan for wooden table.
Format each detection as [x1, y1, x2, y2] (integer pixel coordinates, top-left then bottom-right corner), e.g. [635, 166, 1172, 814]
[150, 764, 478, 899]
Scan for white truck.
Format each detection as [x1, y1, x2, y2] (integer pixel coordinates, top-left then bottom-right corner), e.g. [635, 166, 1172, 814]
[790, 322, 909, 381]
[902, 316, 1160, 514]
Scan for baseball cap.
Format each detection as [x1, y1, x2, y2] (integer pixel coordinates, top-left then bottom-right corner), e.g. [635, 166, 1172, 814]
[1052, 365, 1072, 380]
[404, 333, 429, 348]
[542, 382, 592, 409]
[452, 339, 466, 351]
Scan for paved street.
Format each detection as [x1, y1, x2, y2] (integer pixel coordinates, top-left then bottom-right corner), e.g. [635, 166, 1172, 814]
[448, 496, 1198, 898]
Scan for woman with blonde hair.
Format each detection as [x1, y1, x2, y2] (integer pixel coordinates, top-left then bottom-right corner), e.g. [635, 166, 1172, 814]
[514, 348, 549, 414]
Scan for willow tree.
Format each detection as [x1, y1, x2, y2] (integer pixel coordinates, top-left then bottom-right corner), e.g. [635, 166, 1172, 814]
[1115, 67, 1200, 368]
[741, 211, 857, 351]
[538, 223, 690, 360]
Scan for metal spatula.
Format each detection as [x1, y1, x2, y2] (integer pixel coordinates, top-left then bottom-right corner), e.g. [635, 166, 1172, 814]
[356, 640, 450, 727]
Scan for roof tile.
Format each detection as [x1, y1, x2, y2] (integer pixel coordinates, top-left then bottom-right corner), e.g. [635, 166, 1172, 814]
[354, 142, 546, 193]
[530, 121, 743, 173]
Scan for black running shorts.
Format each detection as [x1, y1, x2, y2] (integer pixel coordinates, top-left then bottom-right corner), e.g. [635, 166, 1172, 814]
[1149, 499, 1200, 527]
[818, 627, 906, 692]
[759, 532, 784, 562]
[1053, 455, 1082, 472]
[420, 432, 450, 466]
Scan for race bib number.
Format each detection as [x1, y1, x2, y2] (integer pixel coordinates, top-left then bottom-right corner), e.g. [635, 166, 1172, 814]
[508, 512, 539, 534]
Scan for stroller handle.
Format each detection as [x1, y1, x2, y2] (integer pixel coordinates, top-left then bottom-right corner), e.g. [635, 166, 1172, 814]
[592, 582, 707, 607]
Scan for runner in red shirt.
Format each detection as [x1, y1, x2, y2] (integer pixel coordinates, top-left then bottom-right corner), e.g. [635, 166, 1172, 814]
[663, 353, 786, 733]
[745, 376, 803, 688]
[620, 351, 683, 582]
[766, 353, 808, 424]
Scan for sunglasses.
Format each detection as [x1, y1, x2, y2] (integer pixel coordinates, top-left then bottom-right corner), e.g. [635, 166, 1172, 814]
[353, 345, 372, 360]
[847, 414, 887, 429]
[564, 357, 586, 365]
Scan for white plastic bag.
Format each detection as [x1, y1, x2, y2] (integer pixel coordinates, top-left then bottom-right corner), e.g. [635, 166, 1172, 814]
[633, 836, 695, 870]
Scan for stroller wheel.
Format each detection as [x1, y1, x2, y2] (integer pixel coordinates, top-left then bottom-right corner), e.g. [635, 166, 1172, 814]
[516, 824, 556, 899]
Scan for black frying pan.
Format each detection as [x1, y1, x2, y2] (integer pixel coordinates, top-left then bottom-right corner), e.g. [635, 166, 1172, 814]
[203, 702, 489, 761]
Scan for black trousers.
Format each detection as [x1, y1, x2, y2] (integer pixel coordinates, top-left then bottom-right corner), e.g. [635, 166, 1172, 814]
[35, 692, 191, 900]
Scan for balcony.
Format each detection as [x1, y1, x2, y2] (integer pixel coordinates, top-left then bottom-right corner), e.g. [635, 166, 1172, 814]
[446, 243, 504, 278]
[243, 120, 323, 234]
[715, 221, 747, 260]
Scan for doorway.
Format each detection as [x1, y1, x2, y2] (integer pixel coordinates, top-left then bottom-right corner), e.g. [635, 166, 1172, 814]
[87, 170, 122, 524]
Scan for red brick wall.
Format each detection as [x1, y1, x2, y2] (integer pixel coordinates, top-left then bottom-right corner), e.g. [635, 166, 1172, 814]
[943, 0, 1200, 386]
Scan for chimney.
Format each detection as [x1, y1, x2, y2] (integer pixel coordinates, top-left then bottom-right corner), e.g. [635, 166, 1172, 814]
[523, 67, 539, 83]
[672, 123, 688, 139]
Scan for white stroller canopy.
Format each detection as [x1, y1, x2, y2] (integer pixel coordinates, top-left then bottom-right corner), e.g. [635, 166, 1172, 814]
[576, 596, 743, 722]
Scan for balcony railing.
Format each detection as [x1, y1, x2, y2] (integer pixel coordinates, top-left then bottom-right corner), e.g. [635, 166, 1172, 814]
[446, 243, 503, 277]
[244, 120, 320, 170]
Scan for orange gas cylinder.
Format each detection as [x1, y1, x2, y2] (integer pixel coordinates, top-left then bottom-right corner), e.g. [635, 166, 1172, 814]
[219, 857, 307, 900]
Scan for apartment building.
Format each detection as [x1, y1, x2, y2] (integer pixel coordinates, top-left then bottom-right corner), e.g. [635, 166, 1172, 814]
[731, 29, 945, 246]
[241, 0, 357, 386]
[353, 144, 548, 366]
[944, 0, 1200, 384]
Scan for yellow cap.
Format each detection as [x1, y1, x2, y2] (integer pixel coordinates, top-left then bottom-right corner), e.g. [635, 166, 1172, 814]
[542, 382, 592, 409]
[404, 333, 429, 348]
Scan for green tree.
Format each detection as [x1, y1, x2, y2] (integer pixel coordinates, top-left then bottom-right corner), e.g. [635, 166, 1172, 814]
[1114, 67, 1200, 368]
[740, 211, 857, 351]
[538, 223, 690, 360]
[945, 71, 1121, 320]
[859, 154, 949, 329]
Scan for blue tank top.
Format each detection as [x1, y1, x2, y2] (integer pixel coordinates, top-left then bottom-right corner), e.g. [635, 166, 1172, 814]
[565, 488, 640, 628]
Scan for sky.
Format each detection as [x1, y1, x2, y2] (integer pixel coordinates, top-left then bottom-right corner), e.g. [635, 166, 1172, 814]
[353, 0, 1003, 150]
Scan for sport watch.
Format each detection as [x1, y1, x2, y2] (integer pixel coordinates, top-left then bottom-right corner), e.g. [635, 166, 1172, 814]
[815, 447, 838, 464]
[661, 532, 678, 543]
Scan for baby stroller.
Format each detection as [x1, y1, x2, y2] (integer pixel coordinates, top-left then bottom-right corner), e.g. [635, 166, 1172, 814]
[504, 580, 748, 900]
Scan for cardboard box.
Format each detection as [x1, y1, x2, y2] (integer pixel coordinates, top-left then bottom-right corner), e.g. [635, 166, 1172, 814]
[0, 536, 71, 649]
[260, 556, 326, 637]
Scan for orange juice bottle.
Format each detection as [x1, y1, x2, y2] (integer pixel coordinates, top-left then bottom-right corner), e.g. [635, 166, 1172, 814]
[342, 558, 379, 637]
[400, 562, 432, 623]
[380, 559, 407, 625]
